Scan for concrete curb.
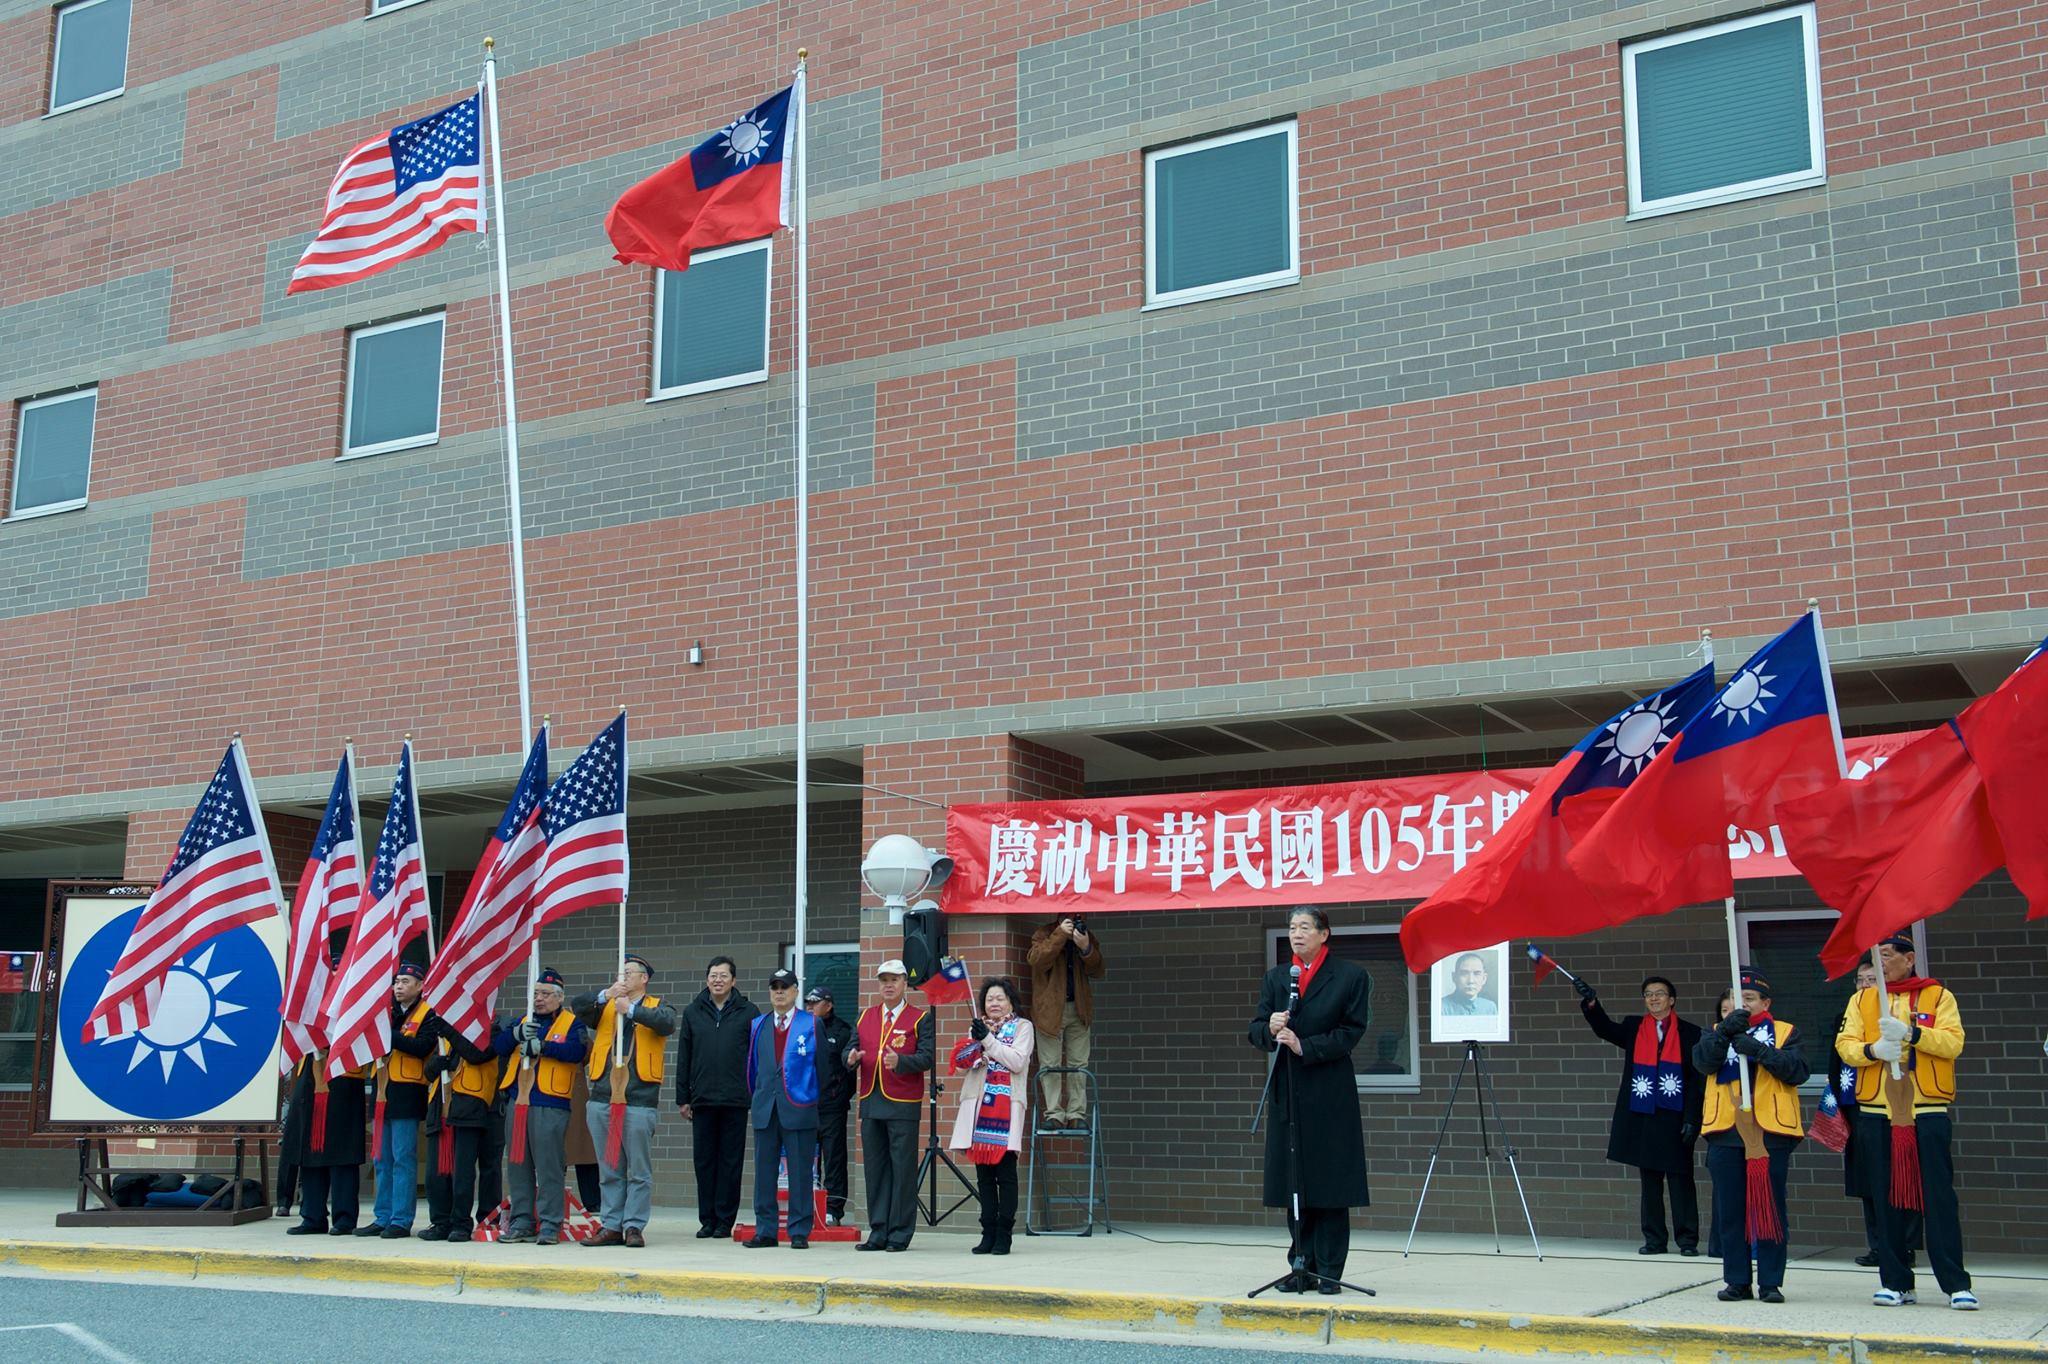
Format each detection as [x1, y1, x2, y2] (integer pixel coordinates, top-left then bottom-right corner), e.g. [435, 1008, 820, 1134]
[0, 1239, 2041, 1363]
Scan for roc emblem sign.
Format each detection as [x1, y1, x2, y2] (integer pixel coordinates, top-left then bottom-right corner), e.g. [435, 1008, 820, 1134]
[51, 897, 285, 1124]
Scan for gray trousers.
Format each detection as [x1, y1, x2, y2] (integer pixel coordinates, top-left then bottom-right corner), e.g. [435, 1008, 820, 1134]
[586, 1102, 658, 1232]
[505, 1105, 570, 1237]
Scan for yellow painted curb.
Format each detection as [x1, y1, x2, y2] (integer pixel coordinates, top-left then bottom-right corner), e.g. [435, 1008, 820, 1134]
[1, 1242, 200, 1280]
[824, 1278, 1326, 1339]
[193, 1249, 464, 1290]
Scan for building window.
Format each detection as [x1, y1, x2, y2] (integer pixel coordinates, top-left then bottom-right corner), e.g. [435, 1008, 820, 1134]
[367, 0, 432, 15]
[342, 313, 445, 459]
[0, 952, 42, 1091]
[1623, 4, 1825, 219]
[1735, 909, 1926, 1090]
[1145, 121, 1299, 309]
[783, 941, 859, 1014]
[651, 239, 772, 400]
[10, 387, 97, 518]
[1265, 924, 1417, 1091]
[48, 0, 129, 115]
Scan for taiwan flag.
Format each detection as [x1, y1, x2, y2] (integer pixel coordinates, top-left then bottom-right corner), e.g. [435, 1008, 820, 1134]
[1955, 635, 2048, 917]
[606, 79, 799, 274]
[1568, 612, 1844, 915]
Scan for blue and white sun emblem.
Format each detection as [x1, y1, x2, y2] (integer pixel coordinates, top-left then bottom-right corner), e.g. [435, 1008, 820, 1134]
[718, 112, 776, 168]
[1595, 694, 1685, 776]
[1659, 1072, 1683, 1098]
[1713, 665, 1777, 726]
[1631, 1075, 1653, 1098]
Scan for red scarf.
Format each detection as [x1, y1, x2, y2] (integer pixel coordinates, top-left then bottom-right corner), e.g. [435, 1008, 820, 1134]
[1629, 1012, 1686, 1113]
[1882, 976, 1940, 995]
[1292, 946, 1329, 1001]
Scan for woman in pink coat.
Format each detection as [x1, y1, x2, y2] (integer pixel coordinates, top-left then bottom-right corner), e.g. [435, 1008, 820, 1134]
[947, 977, 1034, 1255]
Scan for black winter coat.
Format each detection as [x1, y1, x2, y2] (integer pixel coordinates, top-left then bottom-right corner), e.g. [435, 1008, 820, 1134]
[815, 1012, 857, 1112]
[1248, 956, 1371, 1210]
[423, 1017, 508, 1132]
[673, 988, 759, 1109]
[281, 1057, 366, 1169]
[1580, 1000, 1705, 1174]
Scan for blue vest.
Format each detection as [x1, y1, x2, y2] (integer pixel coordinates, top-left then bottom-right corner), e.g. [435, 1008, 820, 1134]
[747, 1010, 819, 1114]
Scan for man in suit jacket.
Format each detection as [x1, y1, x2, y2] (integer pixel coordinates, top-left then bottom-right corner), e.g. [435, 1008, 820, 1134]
[845, 958, 935, 1251]
[1575, 974, 1706, 1256]
[743, 967, 820, 1248]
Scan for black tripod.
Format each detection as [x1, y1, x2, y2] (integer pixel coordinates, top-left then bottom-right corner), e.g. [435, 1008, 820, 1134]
[1403, 1040, 1542, 1258]
[1247, 1026, 1374, 1299]
[913, 1067, 980, 1226]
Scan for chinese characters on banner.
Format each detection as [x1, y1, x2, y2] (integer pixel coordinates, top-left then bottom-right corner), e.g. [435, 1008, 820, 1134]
[942, 731, 1925, 916]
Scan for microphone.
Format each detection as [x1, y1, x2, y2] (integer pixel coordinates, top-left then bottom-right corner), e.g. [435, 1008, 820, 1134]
[1286, 963, 1301, 1017]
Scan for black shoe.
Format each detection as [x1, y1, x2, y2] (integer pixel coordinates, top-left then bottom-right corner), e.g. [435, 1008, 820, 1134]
[447, 1230, 471, 1244]
[381, 1226, 411, 1240]
[286, 1222, 327, 1236]
[1318, 1281, 1340, 1296]
[1679, 1246, 1701, 1257]
[885, 1244, 908, 1253]
[329, 1224, 357, 1236]
[790, 1237, 809, 1249]
[695, 1226, 718, 1239]
[1638, 1244, 1667, 1255]
[1759, 1287, 1784, 1304]
[1717, 1285, 1754, 1302]
[971, 1235, 996, 1256]
[354, 1225, 387, 1238]
[417, 1227, 449, 1242]
[1856, 1252, 1880, 1267]
[1276, 1274, 1305, 1293]
[744, 1235, 777, 1248]
[856, 1240, 885, 1251]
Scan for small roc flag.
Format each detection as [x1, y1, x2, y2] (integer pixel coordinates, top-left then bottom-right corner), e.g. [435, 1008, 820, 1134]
[920, 955, 972, 1005]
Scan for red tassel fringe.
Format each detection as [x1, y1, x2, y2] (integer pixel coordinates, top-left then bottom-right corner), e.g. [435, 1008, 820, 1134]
[507, 1101, 528, 1166]
[309, 1091, 328, 1154]
[437, 1122, 455, 1173]
[604, 1102, 626, 1169]
[369, 1099, 386, 1162]
[1890, 1124, 1924, 1211]
[1745, 1155, 1783, 1244]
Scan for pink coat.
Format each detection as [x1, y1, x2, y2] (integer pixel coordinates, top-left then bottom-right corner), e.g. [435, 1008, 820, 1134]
[946, 1017, 1035, 1154]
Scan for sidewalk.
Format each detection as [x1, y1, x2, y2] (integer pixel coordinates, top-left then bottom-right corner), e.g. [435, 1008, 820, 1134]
[0, 1191, 2042, 1360]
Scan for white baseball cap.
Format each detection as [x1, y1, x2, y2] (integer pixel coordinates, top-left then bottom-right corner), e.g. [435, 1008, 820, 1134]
[874, 958, 908, 978]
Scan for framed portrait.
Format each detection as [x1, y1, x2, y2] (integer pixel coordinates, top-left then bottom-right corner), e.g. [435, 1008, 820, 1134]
[1428, 941, 1510, 1045]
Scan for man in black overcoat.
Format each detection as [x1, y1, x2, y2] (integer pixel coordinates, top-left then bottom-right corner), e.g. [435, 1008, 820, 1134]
[1575, 973, 1705, 1255]
[282, 1051, 368, 1236]
[1247, 907, 1371, 1294]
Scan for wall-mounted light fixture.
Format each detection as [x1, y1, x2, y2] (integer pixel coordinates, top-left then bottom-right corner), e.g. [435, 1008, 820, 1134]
[687, 641, 705, 666]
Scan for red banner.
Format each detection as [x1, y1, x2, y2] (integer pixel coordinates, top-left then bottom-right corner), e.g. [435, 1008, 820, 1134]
[942, 732, 1925, 916]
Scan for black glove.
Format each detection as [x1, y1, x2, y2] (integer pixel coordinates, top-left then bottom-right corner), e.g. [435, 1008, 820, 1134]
[517, 1017, 542, 1042]
[969, 1018, 990, 1041]
[1573, 977, 1597, 1005]
[1729, 1031, 1764, 1058]
[425, 1053, 455, 1077]
[1717, 1007, 1752, 1039]
[1679, 1123, 1697, 1145]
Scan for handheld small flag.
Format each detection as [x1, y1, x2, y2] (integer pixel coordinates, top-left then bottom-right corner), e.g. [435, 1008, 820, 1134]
[1526, 945, 1564, 987]
[1807, 1067, 1852, 1153]
[919, 955, 972, 1005]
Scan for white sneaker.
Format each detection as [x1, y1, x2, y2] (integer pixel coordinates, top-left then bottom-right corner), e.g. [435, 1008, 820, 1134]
[1873, 1289, 1916, 1306]
[1950, 1291, 1980, 1311]
[823, 1215, 842, 1228]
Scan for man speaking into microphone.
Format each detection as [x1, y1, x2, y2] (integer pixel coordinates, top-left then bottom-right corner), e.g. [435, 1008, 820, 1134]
[1247, 908, 1372, 1293]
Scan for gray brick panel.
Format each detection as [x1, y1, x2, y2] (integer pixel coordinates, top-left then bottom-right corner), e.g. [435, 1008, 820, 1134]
[0, 270, 172, 391]
[241, 439, 507, 578]
[1016, 0, 1628, 148]
[809, 88, 882, 197]
[0, 91, 186, 220]
[0, 509, 151, 620]
[1017, 177, 2019, 461]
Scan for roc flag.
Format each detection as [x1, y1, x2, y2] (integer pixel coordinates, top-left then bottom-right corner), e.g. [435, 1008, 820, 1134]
[1955, 635, 2048, 916]
[921, 955, 972, 1005]
[605, 80, 798, 274]
[1568, 613, 1843, 914]
[1399, 666, 1716, 971]
[278, 750, 364, 1074]
[0, 953, 40, 993]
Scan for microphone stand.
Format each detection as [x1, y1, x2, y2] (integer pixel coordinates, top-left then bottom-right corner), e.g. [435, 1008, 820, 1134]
[1250, 965, 1299, 1135]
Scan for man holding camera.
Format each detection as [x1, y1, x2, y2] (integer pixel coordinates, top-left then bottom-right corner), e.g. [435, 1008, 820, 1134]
[1028, 915, 1105, 1128]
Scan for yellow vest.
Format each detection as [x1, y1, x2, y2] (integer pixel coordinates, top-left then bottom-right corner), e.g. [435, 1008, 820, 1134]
[387, 1000, 434, 1085]
[1702, 1019, 1803, 1138]
[587, 994, 664, 1084]
[1852, 986, 1955, 1106]
[497, 1010, 579, 1099]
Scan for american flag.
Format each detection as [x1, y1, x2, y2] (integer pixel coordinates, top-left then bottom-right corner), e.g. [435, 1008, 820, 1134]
[533, 713, 629, 929]
[322, 741, 433, 1076]
[422, 727, 549, 1047]
[81, 741, 283, 1043]
[286, 92, 484, 295]
[277, 750, 362, 1074]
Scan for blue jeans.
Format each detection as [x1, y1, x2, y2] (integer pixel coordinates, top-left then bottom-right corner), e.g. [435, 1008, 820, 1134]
[372, 1117, 420, 1228]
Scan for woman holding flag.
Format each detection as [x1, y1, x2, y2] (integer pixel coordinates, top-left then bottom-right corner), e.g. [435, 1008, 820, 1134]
[947, 976, 1034, 1256]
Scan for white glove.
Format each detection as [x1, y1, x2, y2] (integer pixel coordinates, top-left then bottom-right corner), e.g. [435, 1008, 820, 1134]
[1870, 1038, 1904, 1063]
[1877, 1014, 1911, 1042]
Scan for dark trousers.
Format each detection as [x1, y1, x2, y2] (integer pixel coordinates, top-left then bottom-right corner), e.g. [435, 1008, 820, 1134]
[1707, 1141, 1790, 1289]
[692, 1105, 747, 1233]
[427, 1123, 504, 1235]
[1857, 1113, 1968, 1294]
[277, 1154, 299, 1215]
[817, 1106, 850, 1218]
[575, 1164, 600, 1211]
[975, 1152, 1018, 1243]
[1287, 1205, 1351, 1282]
[751, 1118, 817, 1240]
[861, 1115, 921, 1248]
[298, 1164, 360, 1232]
[1639, 1164, 1700, 1251]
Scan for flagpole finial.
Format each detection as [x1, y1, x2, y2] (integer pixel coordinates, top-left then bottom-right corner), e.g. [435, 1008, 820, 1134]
[798, 47, 809, 59]
[484, 35, 494, 51]
[231, 730, 242, 741]
[1807, 596, 1820, 610]
[404, 731, 414, 743]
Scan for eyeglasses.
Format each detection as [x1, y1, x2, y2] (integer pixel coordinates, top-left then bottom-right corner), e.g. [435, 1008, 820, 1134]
[1642, 989, 1672, 999]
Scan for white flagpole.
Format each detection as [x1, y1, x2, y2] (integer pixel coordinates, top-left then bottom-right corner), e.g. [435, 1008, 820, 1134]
[482, 38, 541, 1011]
[791, 53, 811, 992]
[1700, 628, 1756, 1112]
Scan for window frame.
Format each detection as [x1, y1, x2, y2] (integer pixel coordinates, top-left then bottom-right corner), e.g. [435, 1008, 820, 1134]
[340, 311, 447, 461]
[1735, 907, 1926, 1092]
[649, 237, 774, 403]
[1621, 3, 1826, 221]
[365, 0, 433, 17]
[45, 0, 130, 117]
[1143, 120, 1301, 311]
[1264, 923, 1419, 1094]
[8, 386, 98, 521]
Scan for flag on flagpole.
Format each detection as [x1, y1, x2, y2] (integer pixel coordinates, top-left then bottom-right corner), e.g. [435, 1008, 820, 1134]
[287, 93, 484, 294]
[1954, 635, 2048, 916]
[1568, 614, 1842, 915]
[277, 750, 363, 1074]
[81, 740, 284, 1043]
[531, 714, 629, 929]
[422, 726, 549, 1047]
[323, 741, 433, 1076]
[604, 81, 798, 274]
[1398, 666, 1717, 971]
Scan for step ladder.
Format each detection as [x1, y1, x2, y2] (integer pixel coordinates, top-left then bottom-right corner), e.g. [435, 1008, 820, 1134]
[1024, 1064, 1111, 1237]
